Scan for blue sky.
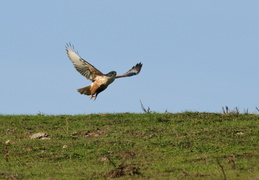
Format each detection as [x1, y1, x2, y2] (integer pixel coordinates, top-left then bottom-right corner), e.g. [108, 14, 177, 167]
[1, 1, 259, 114]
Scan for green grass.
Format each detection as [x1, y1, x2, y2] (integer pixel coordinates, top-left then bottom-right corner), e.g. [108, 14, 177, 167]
[0, 112, 258, 179]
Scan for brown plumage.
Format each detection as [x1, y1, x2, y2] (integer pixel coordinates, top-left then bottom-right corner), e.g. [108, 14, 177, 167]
[66, 43, 143, 100]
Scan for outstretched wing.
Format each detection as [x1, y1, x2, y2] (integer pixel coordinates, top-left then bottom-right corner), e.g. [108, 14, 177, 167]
[66, 43, 103, 81]
[115, 63, 143, 79]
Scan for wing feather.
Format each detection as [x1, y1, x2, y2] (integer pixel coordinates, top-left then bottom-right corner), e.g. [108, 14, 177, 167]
[66, 43, 103, 81]
[115, 63, 143, 78]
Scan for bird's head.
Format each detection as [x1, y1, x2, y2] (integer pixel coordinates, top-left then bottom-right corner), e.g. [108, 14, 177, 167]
[105, 71, 117, 77]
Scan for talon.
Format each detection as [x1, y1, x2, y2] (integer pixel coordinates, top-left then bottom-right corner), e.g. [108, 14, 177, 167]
[89, 95, 97, 100]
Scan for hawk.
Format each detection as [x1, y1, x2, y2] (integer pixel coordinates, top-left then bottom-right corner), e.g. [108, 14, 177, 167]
[66, 43, 143, 100]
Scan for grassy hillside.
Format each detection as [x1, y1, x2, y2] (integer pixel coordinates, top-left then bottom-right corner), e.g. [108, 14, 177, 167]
[0, 112, 258, 179]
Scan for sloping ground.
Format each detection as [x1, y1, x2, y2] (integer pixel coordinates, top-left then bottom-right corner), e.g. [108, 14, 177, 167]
[0, 112, 258, 179]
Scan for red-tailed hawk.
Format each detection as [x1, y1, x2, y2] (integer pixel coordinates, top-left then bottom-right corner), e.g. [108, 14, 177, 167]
[66, 43, 143, 100]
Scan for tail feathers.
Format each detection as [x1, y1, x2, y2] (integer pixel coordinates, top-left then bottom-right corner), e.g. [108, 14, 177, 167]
[77, 85, 91, 95]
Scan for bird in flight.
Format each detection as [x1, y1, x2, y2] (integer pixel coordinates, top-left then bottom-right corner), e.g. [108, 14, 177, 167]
[66, 43, 143, 100]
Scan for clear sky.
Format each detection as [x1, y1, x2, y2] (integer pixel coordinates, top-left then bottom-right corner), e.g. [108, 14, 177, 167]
[1, 1, 259, 115]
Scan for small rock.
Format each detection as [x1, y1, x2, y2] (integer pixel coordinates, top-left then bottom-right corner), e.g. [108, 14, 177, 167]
[98, 157, 108, 162]
[40, 137, 51, 140]
[30, 132, 49, 139]
[236, 131, 244, 135]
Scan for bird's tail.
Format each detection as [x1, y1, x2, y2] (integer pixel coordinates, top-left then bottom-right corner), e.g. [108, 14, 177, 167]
[77, 85, 91, 95]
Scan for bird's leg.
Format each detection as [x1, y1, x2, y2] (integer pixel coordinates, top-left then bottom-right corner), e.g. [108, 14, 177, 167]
[89, 94, 97, 100]
[93, 93, 99, 100]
